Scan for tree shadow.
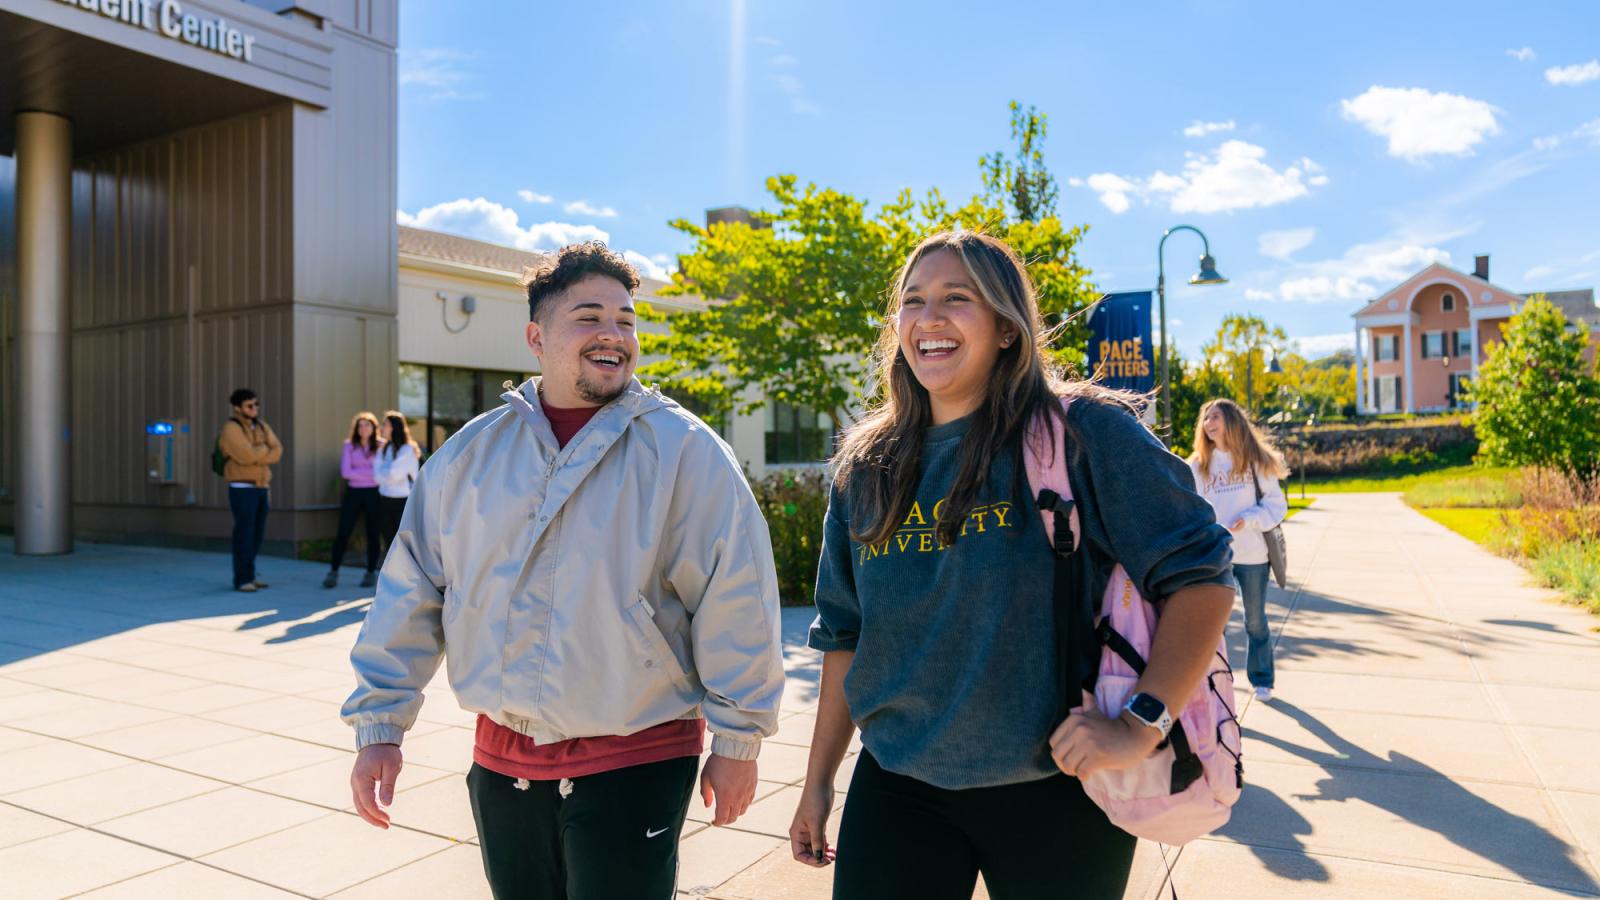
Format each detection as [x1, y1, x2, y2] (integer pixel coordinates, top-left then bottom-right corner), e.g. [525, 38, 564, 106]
[1243, 700, 1599, 894]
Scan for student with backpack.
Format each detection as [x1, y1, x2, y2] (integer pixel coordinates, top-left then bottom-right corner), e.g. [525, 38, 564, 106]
[324, 411, 385, 590]
[788, 231, 1236, 899]
[372, 411, 419, 553]
[1189, 398, 1290, 702]
[217, 388, 283, 592]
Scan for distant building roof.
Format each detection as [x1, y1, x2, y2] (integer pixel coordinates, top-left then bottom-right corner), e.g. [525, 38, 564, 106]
[1530, 289, 1599, 326]
[399, 226, 549, 277]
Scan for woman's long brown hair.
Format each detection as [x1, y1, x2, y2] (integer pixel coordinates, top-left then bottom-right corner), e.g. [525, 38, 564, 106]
[834, 230, 1137, 547]
[381, 411, 419, 458]
[1189, 398, 1289, 481]
[347, 411, 381, 455]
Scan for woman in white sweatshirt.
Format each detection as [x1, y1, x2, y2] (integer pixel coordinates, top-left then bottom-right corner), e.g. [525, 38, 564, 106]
[373, 411, 420, 559]
[1189, 398, 1289, 701]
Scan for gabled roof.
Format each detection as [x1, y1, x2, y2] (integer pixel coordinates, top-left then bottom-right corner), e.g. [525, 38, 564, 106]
[397, 225, 687, 304]
[1352, 261, 1523, 319]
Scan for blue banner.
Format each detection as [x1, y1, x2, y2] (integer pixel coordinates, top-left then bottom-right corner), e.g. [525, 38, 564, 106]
[1086, 290, 1155, 392]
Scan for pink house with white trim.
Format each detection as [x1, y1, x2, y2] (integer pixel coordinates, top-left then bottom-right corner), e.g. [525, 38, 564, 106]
[1352, 255, 1598, 415]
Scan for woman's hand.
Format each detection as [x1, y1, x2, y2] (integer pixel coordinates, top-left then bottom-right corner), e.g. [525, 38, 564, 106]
[788, 780, 837, 867]
[1049, 691, 1164, 779]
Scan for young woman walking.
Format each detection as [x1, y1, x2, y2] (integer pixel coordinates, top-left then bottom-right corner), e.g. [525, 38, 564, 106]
[1190, 398, 1289, 701]
[788, 231, 1235, 899]
[373, 411, 420, 553]
[324, 411, 385, 589]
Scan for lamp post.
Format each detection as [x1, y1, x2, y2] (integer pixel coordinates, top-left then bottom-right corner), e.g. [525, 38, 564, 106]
[1157, 225, 1227, 432]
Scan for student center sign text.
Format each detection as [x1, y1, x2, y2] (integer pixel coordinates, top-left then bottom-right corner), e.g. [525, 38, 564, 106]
[55, 0, 259, 61]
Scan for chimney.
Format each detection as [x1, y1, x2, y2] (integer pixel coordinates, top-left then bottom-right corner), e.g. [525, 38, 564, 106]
[706, 206, 766, 229]
[1473, 254, 1490, 280]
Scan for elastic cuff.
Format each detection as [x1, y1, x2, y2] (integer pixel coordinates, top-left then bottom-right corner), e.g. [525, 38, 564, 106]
[354, 723, 405, 749]
[710, 733, 761, 761]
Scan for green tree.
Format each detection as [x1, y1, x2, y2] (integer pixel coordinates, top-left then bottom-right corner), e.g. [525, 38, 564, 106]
[1468, 296, 1600, 474]
[1161, 344, 1234, 452]
[1201, 314, 1290, 415]
[641, 104, 1097, 430]
[980, 101, 1059, 224]
[1272, 350, 1356, 421]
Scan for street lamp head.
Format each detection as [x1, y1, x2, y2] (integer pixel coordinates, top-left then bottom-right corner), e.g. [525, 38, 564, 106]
[1190, 254, 1228, 285]
[1268, 354, 1283, 374]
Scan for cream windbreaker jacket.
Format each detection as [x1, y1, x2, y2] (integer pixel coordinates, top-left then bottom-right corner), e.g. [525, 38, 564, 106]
[342, 379, 785, 761]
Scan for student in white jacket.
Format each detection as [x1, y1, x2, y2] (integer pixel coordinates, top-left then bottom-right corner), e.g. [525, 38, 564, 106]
[1189, 398, 1289, 701]
[372, 412, 419, 557]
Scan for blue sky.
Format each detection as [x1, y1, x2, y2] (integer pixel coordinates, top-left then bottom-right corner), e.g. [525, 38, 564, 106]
[396, 0, 1600, 359]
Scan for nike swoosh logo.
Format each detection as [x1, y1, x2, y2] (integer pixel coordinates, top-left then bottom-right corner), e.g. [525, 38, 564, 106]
[645, 827, 670, 839]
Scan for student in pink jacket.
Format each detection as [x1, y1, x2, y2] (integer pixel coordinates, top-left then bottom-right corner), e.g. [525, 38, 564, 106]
[325, 411, 385, 589]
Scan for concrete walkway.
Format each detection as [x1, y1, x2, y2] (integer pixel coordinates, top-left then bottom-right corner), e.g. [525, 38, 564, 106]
[0, 492, 1597, 897]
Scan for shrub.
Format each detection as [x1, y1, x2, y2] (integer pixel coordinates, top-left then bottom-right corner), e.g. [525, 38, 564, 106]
[1532, 541, 1600, 608]
[750, 468, 831, 606]
[1403, 474, 1521, 509]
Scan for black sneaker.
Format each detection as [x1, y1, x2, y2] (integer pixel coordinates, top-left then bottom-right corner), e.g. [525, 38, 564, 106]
[360, 570, 378, 588]
[323, 571, 338, 588]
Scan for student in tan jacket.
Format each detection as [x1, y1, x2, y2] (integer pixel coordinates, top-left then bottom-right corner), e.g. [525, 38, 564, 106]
[219, 388, 283, 591]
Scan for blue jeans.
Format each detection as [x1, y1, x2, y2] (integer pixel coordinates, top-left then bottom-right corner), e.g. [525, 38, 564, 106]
[229, 486, 270, 588]
[1234, 562, 1273, 688]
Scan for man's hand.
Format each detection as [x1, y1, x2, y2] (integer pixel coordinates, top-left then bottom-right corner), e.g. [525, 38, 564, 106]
[700, 754, 757, 826]
[350, 743, 403, 828]
[1049, 692, 1163, 779]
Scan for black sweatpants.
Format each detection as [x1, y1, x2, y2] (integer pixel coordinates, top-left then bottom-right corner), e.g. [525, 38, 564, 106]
[329, 486, 382, 573]
[466, 756, 699, 900]
[833, 751, 1136, 900]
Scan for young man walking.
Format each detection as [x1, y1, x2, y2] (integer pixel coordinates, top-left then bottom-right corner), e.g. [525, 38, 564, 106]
[218, 388, 282, 592]
[343, 242, 785, 899]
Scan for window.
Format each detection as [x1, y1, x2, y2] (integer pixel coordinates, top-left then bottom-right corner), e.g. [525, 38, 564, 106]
[662, 389, 728, 437]
[1375, 334, 1398, 362]
[1421, 331, 1445, 359]
[1454, 328, 1472, 358]
[765, 401, 832, 464]
[397, 364, 531, 454]
[1442, 293, 1455, 312]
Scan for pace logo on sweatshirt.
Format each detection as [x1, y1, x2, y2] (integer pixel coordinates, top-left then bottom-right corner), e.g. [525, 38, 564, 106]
[857, 497, 1015, 565]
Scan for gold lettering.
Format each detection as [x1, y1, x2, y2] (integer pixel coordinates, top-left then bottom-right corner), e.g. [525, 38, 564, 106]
[968, 509, 988, 533]
[993, 503, 1013, 528]
[896, 533, 915, 553]
[931, 498, 946, 521]
[904, 502, 926, 526]
[918, 533, 935, 552]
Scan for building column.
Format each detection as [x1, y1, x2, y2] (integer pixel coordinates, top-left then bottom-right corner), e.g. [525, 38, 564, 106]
[15, 111, 73, 555]
[1402, 320, 1414, 414]
[1354, 324, 1366, 414]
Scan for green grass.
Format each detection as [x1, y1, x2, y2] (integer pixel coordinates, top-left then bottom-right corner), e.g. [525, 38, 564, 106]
[1532, 541, 1600, 608]
[1284, 496, 1315, 520]
[1403, 474, 1522, 509]
[1417, 507, 1509, 546]
[1303, 464, 1517, 494]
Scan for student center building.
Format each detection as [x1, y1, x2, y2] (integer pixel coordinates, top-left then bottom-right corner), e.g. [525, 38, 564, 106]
[0, 0, 400, 555]
[1, 0, 829, 557]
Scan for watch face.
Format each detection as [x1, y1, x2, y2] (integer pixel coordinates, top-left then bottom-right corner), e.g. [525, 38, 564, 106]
[1127, 693, 1165, 723]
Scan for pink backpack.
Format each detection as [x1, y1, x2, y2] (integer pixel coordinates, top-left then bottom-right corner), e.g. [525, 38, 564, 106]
[1024, 399, 1242, 845]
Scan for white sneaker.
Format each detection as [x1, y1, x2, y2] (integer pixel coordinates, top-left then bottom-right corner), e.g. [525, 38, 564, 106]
[1254, 687, 1274, 702]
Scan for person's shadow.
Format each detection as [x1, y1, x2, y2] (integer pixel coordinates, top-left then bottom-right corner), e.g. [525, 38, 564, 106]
[1231, 700, 1599, 893]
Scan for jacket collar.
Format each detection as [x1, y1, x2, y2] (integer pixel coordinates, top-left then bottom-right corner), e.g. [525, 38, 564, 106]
[501, 377, 667, 450]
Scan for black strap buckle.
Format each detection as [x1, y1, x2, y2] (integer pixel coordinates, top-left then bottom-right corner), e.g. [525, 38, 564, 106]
[1036, 489, 1076, 557]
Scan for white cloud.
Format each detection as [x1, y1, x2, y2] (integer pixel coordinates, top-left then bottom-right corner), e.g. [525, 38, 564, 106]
[1293, 333, 1356, 358]
[563, 200, 619, 218]
[1258, 227, 1316, 261]
[1524, 264, 1558, 281]
[1340, 86, 1500, 161]
[399, 49, 479, 100]
[1077, 141, 1322, 215]
[1507, 47, 1536, 62]
[1533, 135, 1562, 151]
[1546, 60, 1600, 86]
[625, 251, 674, 281]
[1183, 120, 1236, 138]
[1252, 238, 1453, 304]
[1578, 118, 1600, 144]
[518, 189, 553, 204]
[396, 197, 609, 251]
[772, 73, 822, 116]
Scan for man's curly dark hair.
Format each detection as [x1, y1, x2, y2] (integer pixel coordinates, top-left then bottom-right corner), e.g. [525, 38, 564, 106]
[522, 241, 640, 322]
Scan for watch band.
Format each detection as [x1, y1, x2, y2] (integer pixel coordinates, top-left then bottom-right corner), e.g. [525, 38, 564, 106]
[1123, 692, 1174, 738]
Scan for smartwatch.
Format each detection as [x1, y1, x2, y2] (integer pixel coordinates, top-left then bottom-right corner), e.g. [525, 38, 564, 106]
[1122, 692, 1174, 739]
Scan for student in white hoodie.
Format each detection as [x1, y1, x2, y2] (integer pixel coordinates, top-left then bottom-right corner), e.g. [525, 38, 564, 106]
[1189, 398, 1289, 701]
[372, 411, 419, 555]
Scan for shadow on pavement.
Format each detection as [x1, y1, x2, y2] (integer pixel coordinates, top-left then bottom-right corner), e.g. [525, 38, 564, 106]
[1238, 700, 1599, 894]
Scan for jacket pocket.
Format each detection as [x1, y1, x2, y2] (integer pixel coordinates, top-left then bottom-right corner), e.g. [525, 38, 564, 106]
[626, 596, 692, 689]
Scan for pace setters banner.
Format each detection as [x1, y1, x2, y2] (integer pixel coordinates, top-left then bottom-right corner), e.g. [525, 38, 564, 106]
[1086, 291, 1155, 393]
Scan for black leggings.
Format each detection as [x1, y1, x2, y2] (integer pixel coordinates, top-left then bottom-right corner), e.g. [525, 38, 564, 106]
[378, 495, 407, 556]
[329, 486, 381, 572]
[833, 751, 1136, 900]
[466, 757, 699, 900]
